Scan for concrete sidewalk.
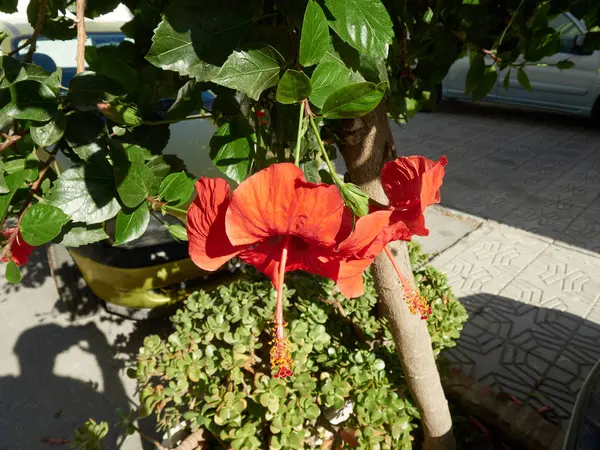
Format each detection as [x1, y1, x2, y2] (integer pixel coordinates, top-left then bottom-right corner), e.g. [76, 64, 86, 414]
[422, 205, 600, 427]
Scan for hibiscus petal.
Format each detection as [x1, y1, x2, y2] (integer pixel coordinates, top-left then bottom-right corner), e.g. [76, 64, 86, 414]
[226, 163, 344, 246]
[187, 178, 244, 271]
[381, 156, 447, 209]
[336, 258, 373, 298]
[1, 229, 34, 266]
[337, 210, 393, 257]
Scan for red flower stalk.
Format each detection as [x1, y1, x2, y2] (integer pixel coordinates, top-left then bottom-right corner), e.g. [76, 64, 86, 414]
[1, 228, 34, 266]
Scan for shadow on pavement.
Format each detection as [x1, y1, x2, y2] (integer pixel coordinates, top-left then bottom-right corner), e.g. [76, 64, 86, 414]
[0, 322, 131, 448]
[1, 247, 52, 298]
[447, 293, 600, 428]
[393, 101, 600, 253]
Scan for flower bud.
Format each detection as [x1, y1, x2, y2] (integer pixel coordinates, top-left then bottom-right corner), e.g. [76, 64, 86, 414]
[341, 183, 370, 217]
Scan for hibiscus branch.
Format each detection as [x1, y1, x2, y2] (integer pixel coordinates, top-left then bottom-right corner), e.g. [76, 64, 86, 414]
[294, 101, 306, 166]
[10, 0, 47, 61]
[146, 197, 188, 215]
[0, 134, 22, 152]
[307, 113, 344, 186]
[0, 151, 57, 262]
[76, 0, 87, 74]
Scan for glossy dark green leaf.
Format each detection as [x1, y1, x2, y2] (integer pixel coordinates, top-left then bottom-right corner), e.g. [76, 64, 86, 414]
[5, 258, 21, 284]
[0, 0, 17, 13]
[20, 203, 70, 246]
[168, 224, 188, 242]
[465, 53, 485, 95]
[146, 155, 187, 194]
[31, 111, 66, 147]
[517, 67, 532, 91]
[64, 112, 106, 161]
[472, 65, 497, 100]
[67, 72, 126, 107]
[59, 224, 108, 247]
[0, 57, 51, 88]
[276, 70, 312, 104]
[321, 82, 386, 119]
[324, 0, 393, 60]
[212, 46, 284, 101]
[113, 204, 150, 246]
[85, 46, 138, 92]
[0, 80, 57, 121]
[84, 0, 120, 19]
[49, 159, 120, 225]
[165, 80, 204, 121]
[158, 172, 195, 205]
[119, 125, 171, 158]
[146, 0, 258, 80]
[0, 169, 34, 223]
[299, 0, 331, 67]
[209, 119, 255, 183]
[27, 0, 76, 41]
[310, 61, 352, 108]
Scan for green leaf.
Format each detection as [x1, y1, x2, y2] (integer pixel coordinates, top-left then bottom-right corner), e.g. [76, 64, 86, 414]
[502, 68, 511, 91]
[300, 160, 320, 183]
[158, 172, 195, 205]
[0, 80, 57, 121]
[84, 0, 120, 18]
[472, 64, 497, 100]
[67, 72, 126, 107]
[517, 67, 532, 91]
[114, 161, 155, 209]
[465, 53, 485, 95]
[0, 169, 34, 224]
[299, 0, 331, 67]
[276, 70, 312, 104]
[113, 204, 150, 246]
[310, 61, 352, 108]
[20, 203, 70, 246]
[168, 225, 188, 242]
[0, 173, 8, 194]
[59, 224, 108, 247]
[0, 0, 18, 13]
[31, 111, 66, 147]
[212, 46, 284, 101]
[0, 57, 51, 88]
[557, 59, 575, 70]
[165, 80, 204, 121]
[49, 159, 121, 225]
[5, 259, 21, 284]
[85, 46, 138, 92]
[462, 0, 480, 4]
[321, 82, 385, 119]
[98, 101, 144, 127]
[64, 112, 106, 161]
[146, 0, 258, 80]
[325, 0, 394, 60]
[209, 119, 255, 183]
[27, 0, 76, 41]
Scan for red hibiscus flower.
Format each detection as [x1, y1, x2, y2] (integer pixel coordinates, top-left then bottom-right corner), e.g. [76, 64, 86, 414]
[188, 163, 357, 378]
[1, 228, 34, 266]
[380, 155, 447, 236]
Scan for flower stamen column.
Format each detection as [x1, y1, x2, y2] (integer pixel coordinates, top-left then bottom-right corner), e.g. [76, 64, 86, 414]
[384, 245, 431, 320]
[271, 235, 294, 379]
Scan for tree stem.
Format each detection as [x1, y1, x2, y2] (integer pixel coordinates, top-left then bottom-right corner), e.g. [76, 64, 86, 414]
[142, 114, 213, 125]
[24, 0, 47, 63]
[76, 0, 87, 74]
[337, 102, 455, 450]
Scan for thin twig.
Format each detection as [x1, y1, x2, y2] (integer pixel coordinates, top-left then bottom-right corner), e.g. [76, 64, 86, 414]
[76, 0, 87, 74]
[24, 0, 48, 63]
[142, 114, 213, 126]
[0, 134, 22, 152]
[0, 151, 57, 261]
[146, 197, 188, 215]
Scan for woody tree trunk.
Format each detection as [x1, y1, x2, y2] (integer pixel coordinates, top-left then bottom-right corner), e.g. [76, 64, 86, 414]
[338, 103, 455, 450]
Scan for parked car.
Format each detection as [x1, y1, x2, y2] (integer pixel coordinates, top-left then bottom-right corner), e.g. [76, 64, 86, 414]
[442, 13, 600, 117]
[1, 9, 223, 317]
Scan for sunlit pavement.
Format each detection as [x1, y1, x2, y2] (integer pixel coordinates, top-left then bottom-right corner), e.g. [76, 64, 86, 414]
[1, 101, 599, 446]
[401, 101, 600, 427]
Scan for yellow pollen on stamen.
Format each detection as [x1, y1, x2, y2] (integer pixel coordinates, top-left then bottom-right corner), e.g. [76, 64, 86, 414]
[270, 323, 294, 379]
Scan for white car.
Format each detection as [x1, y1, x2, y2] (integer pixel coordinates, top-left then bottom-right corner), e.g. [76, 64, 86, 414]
[442, 13, 600, 117]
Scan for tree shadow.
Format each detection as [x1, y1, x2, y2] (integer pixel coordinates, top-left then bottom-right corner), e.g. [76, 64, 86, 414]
[0, 323, 132, 448]
[392, 101, 600, 253]
[445, 293, 600, 428]
[1, 246, 52, 297]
